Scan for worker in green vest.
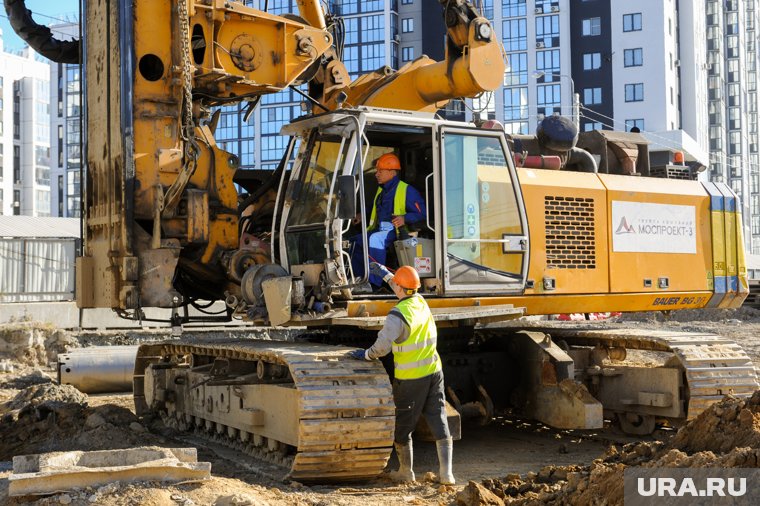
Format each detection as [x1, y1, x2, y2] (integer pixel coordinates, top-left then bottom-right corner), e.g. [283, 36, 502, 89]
[350, 153, 427, 288]
[347, 263, 454, 485]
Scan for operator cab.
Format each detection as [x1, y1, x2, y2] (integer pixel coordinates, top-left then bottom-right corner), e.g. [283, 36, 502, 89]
[276, 108, 529, 304]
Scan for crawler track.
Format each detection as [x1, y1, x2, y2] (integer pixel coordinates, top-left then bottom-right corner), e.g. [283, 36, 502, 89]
[134, 340, 394, 481]
[544, 328, 760, 419]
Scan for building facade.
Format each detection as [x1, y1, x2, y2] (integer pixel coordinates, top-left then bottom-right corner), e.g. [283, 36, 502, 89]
[49, 22, 81, 218]
[0, 31, 51, 217]
[499, 0, 573, 134]
[705, 0, 760, 254]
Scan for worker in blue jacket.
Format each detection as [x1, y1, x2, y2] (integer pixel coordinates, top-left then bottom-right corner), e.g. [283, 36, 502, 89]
[351, 153, 427, 288]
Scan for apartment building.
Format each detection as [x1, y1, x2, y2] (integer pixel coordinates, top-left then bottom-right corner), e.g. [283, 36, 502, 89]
[705, 0, 760, 253]
[0, 31, 51, 217]
[49, 22, 81, 218]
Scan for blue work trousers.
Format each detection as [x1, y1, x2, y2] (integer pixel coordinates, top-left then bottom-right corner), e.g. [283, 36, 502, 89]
[351, 222, 396, 286]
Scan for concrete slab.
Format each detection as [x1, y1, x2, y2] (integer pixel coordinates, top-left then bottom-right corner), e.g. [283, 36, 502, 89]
[8, 447, 211, 496]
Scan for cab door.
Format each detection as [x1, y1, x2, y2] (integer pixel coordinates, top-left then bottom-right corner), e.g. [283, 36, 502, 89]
[438, 127, 529, 294]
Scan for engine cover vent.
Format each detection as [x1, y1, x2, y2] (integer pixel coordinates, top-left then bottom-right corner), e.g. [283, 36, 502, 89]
[544, 196, 596, 269]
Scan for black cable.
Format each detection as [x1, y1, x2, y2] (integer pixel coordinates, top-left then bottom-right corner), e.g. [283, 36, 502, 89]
[187, 298, 217, 309]
[289, 85, 329, 112]
[190, 301, 228, 315]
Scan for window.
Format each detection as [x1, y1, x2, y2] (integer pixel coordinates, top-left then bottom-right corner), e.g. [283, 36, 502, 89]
[625, 119, 645, 131]
[727, 59, 740, 82]
[401, 0, 413, 4]
[582, 17, 601, 36]
[625, 83, 644, 102]
[583, 122, 603, 132]
[729, 107, 741, 130]
[623, 13, 642, 32]
[504, 87, 528, 121]
[583, 88, 602, 105]
[503, 19, 527, 51]
[35, 189, 50, 217]
[361, 43, 385, 72]
[730, 131, 742, 154]
[536, 49, 560, 76]
[58, 125, 64, 166]
[583, 52, 601, 70]
[624, 48, 643, 67]
[361, 14, 384, 42]
[331, 0, 383, 14]
[503, 0, 527, 18]
[13, 145, 20, 183]
[504, 53, 528, 86]
[535, 15, 560, 48]
[13, 81, 20, 139]
[402, 46, 414, 62]
[401, 18, 413, 32]
[13, 189, 20, 215]
[537, 83, 561, 117]
[442, 133, 525, 285]
[67, 169, 81, 217]
[0, 145, 3, 179]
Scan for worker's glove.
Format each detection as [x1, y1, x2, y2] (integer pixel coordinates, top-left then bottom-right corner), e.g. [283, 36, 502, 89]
[369, 262, 393, 283]
[346, 349, 367, 360]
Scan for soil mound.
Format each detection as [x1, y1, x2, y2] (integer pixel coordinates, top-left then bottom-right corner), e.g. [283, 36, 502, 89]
[669, 391, 760, 454]
[4, 382, 87, 412]
[480, 390, 760, 505]
[0, 383, 164, 460]
[0, 369, 53, 390]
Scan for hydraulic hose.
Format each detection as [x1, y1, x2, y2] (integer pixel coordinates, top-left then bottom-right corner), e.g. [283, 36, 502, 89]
[4, 0, 80, 64]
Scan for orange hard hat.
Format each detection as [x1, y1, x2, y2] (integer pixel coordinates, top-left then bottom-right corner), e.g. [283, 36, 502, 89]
[375, 153, 401, 171]
[393, 266, 421, 290]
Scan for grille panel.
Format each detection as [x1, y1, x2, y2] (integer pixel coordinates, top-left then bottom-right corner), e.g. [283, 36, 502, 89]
[544, 196, 596, 269]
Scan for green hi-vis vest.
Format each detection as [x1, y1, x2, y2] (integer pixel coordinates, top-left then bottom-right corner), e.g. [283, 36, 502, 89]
[368, 181, 408, 233]
[392, 294, 441, 380]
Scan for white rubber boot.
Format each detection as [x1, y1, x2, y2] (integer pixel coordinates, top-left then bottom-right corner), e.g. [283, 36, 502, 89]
[436, 438, 455, 485]
[389, 442, 415, 482]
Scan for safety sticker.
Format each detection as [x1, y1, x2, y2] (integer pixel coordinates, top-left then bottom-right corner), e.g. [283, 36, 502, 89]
[414, 257, 432, 274]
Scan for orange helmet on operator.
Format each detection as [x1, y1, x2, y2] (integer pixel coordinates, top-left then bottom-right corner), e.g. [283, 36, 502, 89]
[393, 266, 421, 291]
[375, 153, 401, 171]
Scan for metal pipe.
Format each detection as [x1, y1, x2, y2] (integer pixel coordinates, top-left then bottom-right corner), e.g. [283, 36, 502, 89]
[57, 346, 140, 393]
[513, 154, 562, 170]
[567, 147, 599, 173]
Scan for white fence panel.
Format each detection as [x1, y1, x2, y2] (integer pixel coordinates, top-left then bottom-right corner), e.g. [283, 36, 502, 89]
[0, 238, 77, 302]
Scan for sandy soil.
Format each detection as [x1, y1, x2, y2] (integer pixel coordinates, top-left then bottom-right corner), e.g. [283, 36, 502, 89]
[0, 310, 758, 505]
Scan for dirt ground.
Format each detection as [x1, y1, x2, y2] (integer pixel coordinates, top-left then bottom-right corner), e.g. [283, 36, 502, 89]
[1, 309, 759, 506]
